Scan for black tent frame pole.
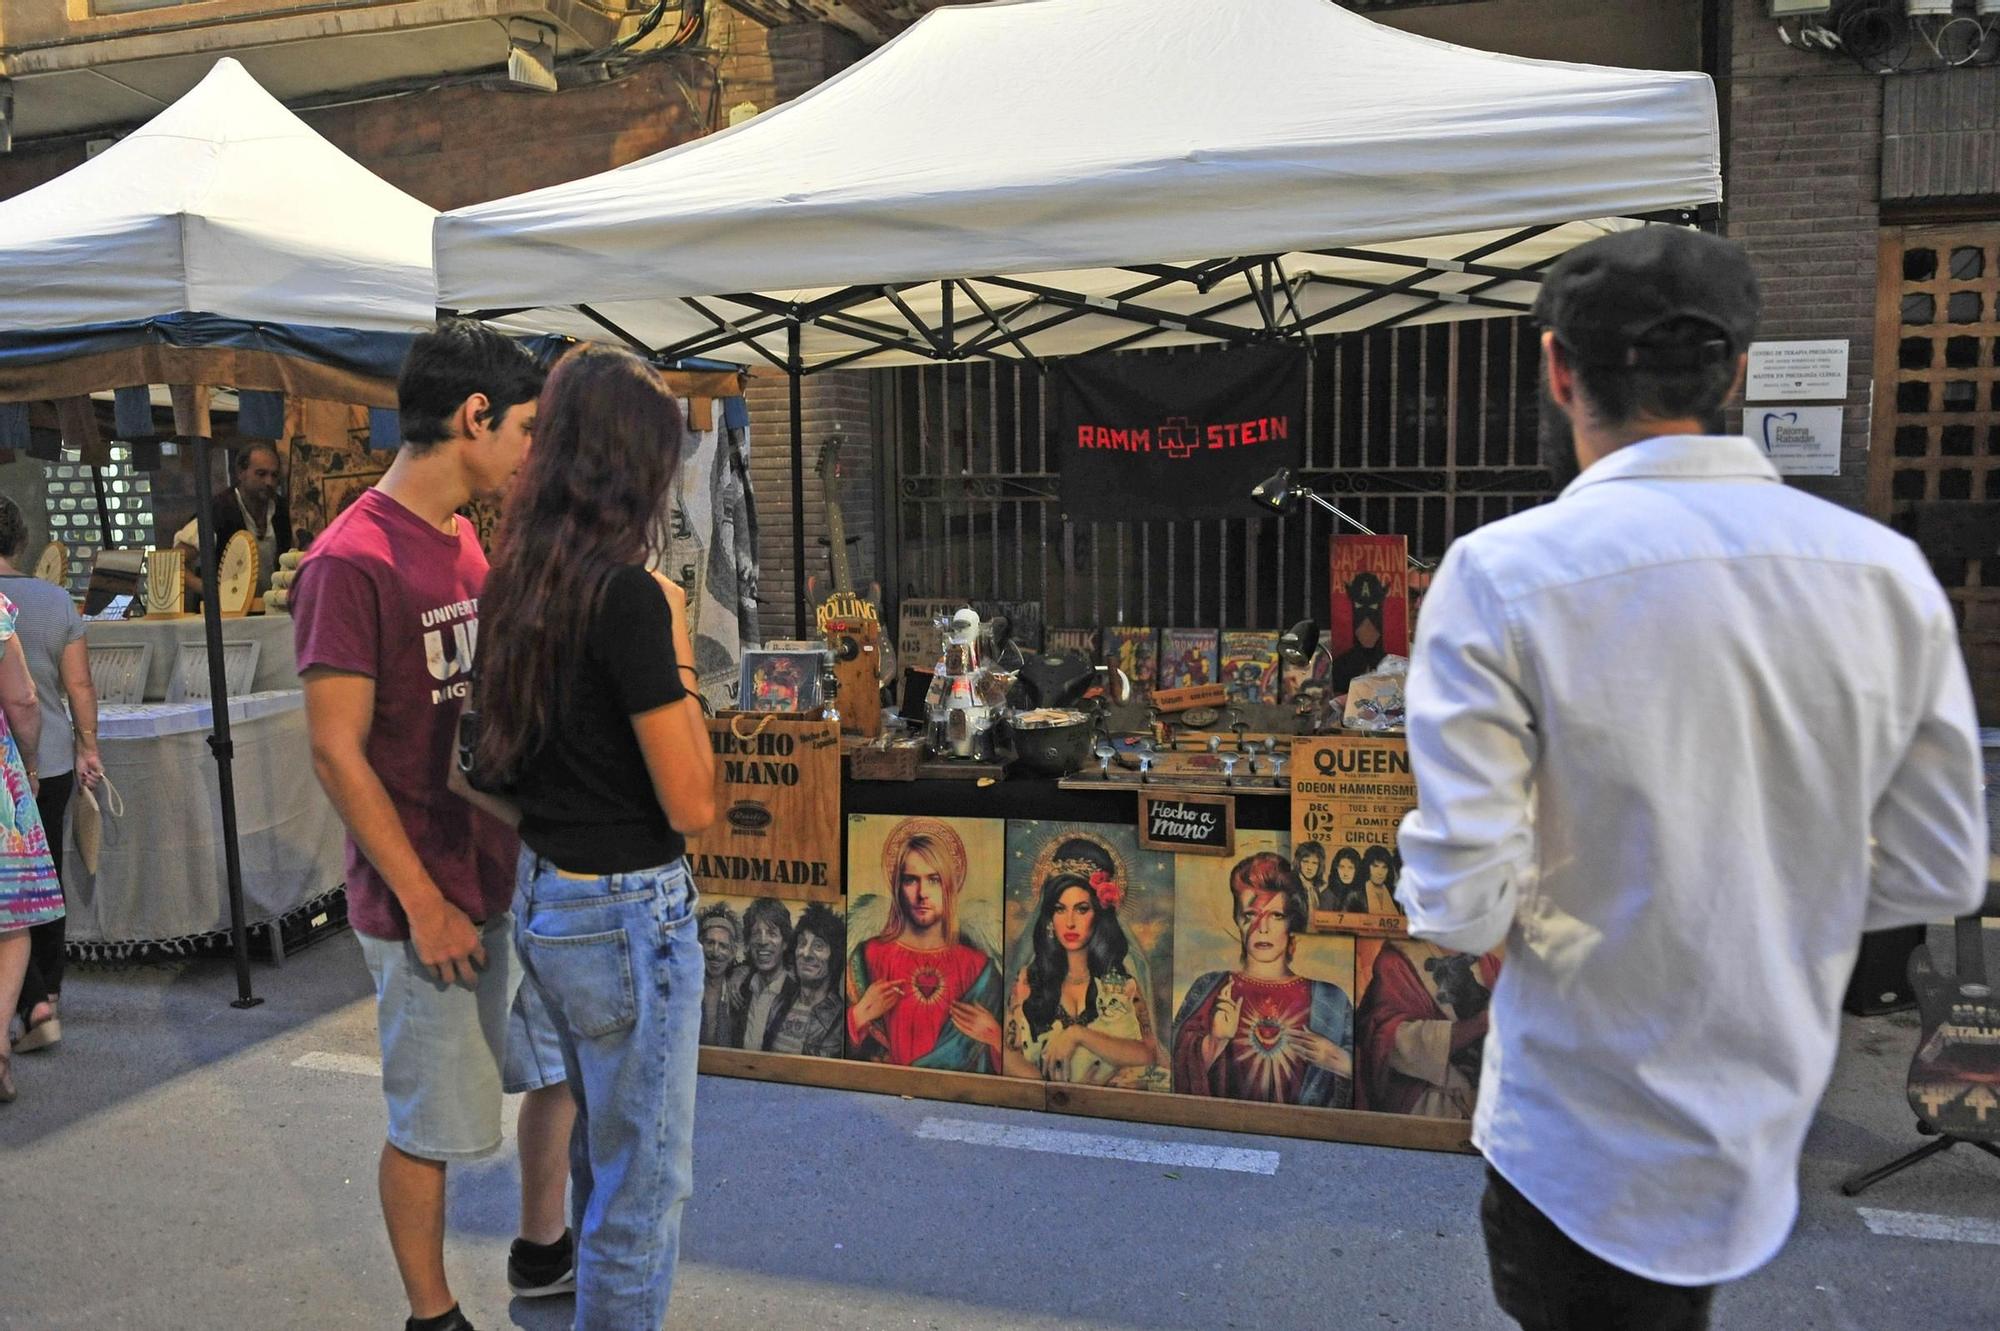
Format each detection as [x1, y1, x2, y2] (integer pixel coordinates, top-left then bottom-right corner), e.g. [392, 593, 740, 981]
[89, 466, 115, 549]
[788, 323, 808, 634]
[188, 432, 262, 1010]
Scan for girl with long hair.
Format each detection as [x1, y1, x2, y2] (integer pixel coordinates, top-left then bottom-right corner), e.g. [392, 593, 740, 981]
[1001, 837, 1164, 1086]
[471, 345, 715, 1331]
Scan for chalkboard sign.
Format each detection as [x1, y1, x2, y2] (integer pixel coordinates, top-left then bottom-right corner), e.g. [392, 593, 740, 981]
[1138, 790, 1236, 856]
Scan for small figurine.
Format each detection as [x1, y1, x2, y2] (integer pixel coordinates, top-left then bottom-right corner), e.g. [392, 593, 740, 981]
[926, 607, 1007, 760]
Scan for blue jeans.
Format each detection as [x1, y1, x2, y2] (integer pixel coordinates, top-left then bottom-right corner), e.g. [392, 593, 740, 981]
[515, 849, 703, 1331]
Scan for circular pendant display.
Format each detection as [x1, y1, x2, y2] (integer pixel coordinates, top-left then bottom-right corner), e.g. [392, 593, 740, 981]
[33, 540, 67, 586]
[215, 530, 259, 614]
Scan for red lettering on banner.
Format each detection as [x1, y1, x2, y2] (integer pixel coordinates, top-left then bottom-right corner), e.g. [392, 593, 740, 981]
[1271, 416, 1289, 441]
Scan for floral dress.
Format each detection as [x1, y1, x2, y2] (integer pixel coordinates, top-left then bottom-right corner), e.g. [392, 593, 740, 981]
[0, 594, 61, 932]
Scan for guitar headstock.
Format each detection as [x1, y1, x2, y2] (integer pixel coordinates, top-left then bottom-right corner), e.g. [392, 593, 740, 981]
[815, 433, 846, 484]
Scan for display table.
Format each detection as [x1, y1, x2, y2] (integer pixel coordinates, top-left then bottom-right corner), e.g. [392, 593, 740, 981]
[841, 771, 1290, 827]
[83, 612, 299, 701]
[62, 690, 346, 951]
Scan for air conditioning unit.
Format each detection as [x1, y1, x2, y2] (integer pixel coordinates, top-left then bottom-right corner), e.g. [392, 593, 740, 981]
[506, 36, 559, 93]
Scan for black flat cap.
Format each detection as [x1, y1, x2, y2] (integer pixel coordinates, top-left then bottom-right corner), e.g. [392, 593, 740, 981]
[1532, 226, 1760, 370]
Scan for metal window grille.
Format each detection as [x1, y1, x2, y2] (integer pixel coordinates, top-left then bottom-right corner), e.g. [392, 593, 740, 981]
[47, 450, 154, 595]
[882, 316, 1555, 632]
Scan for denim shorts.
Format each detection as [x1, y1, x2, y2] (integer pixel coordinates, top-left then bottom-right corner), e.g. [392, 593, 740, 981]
[356, 912, 569, 1162]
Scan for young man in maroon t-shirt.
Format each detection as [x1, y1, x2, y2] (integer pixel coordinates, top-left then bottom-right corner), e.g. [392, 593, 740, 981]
[294, 322, 574, 1331]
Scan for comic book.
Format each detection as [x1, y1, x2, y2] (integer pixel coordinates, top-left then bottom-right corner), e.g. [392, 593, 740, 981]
[1105, 626, 1158, 701]
[1218, 630, 1281, 704]
[1046, 627, 1099, 660]
[1327, 534, 1409, 688]
[1157, 628, 1220, 691]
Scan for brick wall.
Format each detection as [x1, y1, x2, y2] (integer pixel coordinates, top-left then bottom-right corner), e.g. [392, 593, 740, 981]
[766, 21, 867, 102]
[1721, 0, 1882, 514]
[746, 370, 879, 638]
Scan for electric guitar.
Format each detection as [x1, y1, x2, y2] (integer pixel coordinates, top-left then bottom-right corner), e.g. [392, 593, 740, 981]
[1905, 910, 2000, 1139]
[812, 437, 889, 737]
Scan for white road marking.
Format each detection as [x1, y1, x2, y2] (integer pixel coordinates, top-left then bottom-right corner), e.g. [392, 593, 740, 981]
[1857, 1207, 2000, 1247]
[914, 1115, 1279, 1175]
[291, 1051, 383, 1078]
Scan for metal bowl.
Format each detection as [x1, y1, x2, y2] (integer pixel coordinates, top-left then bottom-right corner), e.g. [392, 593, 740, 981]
[1009, 709, 1094, 777]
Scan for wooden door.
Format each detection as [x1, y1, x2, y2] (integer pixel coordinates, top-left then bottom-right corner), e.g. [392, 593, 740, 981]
[1872, 224, 2000, 723]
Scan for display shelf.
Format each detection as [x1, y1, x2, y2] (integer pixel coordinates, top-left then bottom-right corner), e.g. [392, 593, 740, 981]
[699, 1048, 1475, 1153]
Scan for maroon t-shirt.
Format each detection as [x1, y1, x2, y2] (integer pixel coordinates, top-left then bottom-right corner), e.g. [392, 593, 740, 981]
[291, 489, 517, 940]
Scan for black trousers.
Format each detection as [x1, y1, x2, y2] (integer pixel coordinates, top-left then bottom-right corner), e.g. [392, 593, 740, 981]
[1482, 1166, 1716, 1331]
[17, 770, 74, 1021]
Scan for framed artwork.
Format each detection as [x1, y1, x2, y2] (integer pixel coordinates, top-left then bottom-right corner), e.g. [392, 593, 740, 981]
[1104, 626, 1158, 700]
[739, 648, 825, 714]
[695, 894, 848, 1059]
[1045, 627, 1099, 660]
[288, 440, 388, 542]
[1353, 938, 1502, 1120]
[1327, 534, 1410, 690]
[1219, 630, 1281, 704]
[845, 814, 1007, 1072]
[1158, 627, 1219, 690]
[1000, 821, 1173, 1091]
[1169, 830, 1355, 1108]
[1293, 736, 1418, 937]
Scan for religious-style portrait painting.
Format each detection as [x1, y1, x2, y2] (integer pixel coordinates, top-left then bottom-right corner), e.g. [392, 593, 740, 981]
[1001, 822, 1172, 1091]
[1353, 938, 1502, 1120]
[845, 814, 1007, 1073]
[1171, 831, 1356, 1107]
[696, 895, 847, 1059]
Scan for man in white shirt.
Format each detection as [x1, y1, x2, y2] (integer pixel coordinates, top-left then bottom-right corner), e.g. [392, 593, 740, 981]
[1395, 226, 1988, 1330]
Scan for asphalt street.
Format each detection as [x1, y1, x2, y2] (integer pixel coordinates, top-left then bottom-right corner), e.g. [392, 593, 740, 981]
[5, 931, 1998, 1331]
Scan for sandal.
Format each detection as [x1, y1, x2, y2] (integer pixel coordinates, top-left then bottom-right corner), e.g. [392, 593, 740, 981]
[12, 1004, 60, 1053]
[0, 1051, 16, 1103]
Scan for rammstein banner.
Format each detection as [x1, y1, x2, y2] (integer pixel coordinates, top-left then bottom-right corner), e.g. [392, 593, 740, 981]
[1053, 344, 1306, 522]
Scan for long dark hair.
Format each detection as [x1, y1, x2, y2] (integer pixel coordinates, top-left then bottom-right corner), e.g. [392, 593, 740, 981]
[1331, 847, 1362, 888]
[1022, 839, 1131, 1040]
[472, 346, 685, 782]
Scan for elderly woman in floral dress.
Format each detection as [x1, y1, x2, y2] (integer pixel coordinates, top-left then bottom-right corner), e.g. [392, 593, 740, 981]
[0, 587, 63, 1102]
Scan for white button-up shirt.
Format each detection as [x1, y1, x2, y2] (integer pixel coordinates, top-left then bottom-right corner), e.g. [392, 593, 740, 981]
[1396, 434, 1988, 1285]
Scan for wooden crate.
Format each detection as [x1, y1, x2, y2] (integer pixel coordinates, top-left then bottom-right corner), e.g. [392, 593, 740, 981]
[684, 713, 843, 901]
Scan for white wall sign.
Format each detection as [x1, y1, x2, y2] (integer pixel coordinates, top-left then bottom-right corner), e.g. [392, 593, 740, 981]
[1746, 405, 1842, 476]
[1746, 339, 1849, 401]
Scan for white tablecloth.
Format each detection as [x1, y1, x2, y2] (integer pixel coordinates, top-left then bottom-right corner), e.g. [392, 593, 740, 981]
[82, 612, 299, 701]
[62, 689, 346, 946]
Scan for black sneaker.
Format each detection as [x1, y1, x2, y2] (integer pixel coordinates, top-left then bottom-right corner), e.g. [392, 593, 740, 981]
[507, 1229, 577, 1298]
[404, 1305, 475, 1331]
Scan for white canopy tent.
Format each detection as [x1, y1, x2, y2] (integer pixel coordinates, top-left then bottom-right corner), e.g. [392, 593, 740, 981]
[0, 56, 433, 351]
[434, 0, 1722, 628]
[435, 0, 1720, 371]
[0, 58, 448, 1006]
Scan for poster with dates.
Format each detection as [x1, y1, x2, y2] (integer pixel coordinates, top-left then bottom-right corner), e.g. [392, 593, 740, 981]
[1291, 735, 1417, 937]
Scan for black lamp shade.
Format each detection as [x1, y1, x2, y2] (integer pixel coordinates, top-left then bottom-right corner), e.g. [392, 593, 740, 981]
[1250, 467, 1301, 515]
[1279, 618, 1321, 666]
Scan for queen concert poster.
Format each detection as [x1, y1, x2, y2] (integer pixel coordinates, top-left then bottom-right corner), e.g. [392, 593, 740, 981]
[1291, 735, 1417, 937]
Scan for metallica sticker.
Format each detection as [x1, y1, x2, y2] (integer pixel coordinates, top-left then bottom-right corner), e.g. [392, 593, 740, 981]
[1053, 344, 1306, 522]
